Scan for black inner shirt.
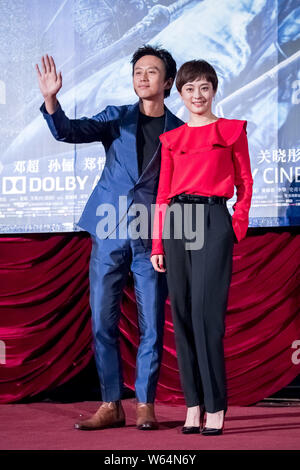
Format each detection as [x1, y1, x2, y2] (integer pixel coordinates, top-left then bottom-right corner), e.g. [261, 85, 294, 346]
[136, 111, 166, 177]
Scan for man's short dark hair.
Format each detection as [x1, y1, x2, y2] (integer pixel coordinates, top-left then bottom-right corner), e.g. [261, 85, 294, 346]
[131, 44, 177, 98]
[176, 60, 218, 93]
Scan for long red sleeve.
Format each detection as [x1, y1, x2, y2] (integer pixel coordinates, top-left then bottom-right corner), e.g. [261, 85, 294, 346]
[151, 143, 174, 256]
[230, 127, 253, 242]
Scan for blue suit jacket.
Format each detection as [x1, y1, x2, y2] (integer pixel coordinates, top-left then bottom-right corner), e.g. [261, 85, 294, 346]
[41, 101, 183, 249]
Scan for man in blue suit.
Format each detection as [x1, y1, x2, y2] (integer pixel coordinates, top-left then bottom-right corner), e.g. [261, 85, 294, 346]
[36, 46, 183, 430]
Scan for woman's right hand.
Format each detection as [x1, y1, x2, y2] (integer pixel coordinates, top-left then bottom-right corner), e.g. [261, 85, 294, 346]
[150, 254, 166, 273]
[35, 55, 62, 113]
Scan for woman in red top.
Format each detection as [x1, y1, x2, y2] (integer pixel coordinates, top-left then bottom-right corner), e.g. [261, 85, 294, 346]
[151, 60, 253, 435]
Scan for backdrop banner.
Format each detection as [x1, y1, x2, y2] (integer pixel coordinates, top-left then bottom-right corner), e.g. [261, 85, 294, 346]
[0, 0, 299, 233]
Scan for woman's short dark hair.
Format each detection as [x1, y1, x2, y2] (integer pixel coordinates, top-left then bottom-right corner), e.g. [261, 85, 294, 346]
[131, 44, 177, 98]
[176, 60, 218, 93]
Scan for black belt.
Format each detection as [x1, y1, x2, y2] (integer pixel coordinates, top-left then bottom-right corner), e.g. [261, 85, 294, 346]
[172, 194, 228, 205]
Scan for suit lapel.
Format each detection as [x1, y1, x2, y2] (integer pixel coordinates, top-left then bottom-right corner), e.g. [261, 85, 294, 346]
[120, 103, 180, 184]
[120, 101, 140, 183]
[164, 105, 180, 132]
[136, 106, 180, 182]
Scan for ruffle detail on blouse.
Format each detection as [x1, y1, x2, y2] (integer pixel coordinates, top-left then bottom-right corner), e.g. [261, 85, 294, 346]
[159, 131, 176, 150]
[159, 119, 247, 152]
[219, 119, 247, 146]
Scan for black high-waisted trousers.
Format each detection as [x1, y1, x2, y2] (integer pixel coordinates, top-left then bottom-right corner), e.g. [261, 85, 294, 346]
[163, 196, 235, 413]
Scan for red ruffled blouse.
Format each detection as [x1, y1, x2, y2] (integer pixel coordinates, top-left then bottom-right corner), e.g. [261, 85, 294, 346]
[151, 118, 254, 256]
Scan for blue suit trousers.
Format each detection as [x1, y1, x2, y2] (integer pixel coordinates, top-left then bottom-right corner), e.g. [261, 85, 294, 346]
[89, 228, 168, 403]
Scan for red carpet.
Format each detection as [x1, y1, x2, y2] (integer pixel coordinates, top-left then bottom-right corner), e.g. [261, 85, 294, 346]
[0, 399, 300, 450]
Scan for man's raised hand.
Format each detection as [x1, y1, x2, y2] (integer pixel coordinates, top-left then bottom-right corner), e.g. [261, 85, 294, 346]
[36, 55, 62, 114]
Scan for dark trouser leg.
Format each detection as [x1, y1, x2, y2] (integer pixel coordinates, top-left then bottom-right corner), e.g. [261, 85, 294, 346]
[191, 204, 234, 413]
[164, 202, 234, 412]
[163, 203, 204, 407]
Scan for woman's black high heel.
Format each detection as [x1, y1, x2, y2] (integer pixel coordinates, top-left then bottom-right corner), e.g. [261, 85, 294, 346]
[201, 409, 226, 436]
[181, 405, 205, 434]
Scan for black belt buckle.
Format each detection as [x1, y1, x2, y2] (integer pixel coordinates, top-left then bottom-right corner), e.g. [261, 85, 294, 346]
[174, 194, 226, 205]
[208, 196, 227, 205]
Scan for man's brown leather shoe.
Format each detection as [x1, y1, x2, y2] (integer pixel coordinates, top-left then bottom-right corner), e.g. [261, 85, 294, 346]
[136, 402, 159, 430]
[74, 401, 125, 430]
